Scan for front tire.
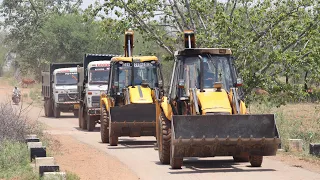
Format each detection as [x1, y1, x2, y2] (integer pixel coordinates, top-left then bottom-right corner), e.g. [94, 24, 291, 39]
[158, 112, 171, 164]
[87, 114, 95, 131]
[79, 106, 84, 129]
[73, 110, 79, 118]
[53, 104, 60, 118]
[100, 106, 109, 143]
[44, 100, 48, 117]
[249, 156, 263, 167]
[81, 107, 87, 130]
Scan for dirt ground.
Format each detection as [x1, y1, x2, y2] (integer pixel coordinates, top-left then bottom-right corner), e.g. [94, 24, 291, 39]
[0, 79, 139, 180]
[49, 135, 139, 180]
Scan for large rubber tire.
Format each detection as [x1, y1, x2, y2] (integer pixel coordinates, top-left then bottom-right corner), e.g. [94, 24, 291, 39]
[81, 108, 87, 130]
[44, 101, 48, 117]
[170, 149, 183, 169]
[158, 112, 171, 164]
[249, 155, 263, 167]
[233, 152, 249, 162]
[47, 100, 54, 117]
[53, 104, 60, 118]
[109, 135, 118, 146]
[109, 115, 118, 146]
[78, 106, 84, 129]
[87, 114, 95, 131]
[73, 110, 79, 118]
[100, 106, 109, 143]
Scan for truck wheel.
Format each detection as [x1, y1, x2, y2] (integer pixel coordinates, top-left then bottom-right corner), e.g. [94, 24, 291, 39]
[87, 114, 95, 131]
[109, 135, 118, 146]
[233, 152, 249, 162]
[81, 108, 87, 130]
[249, 155, 263, 167]
[158, 112, 171, 164]
[100, 106, 109, 143]
[78, 106, 84, 128]
[73, 110, 79, 118]
[47, 101, 54, 117]
[53, 105, 60, 118]
[44, 101, 48, 117]
[170, 148, 183, 169]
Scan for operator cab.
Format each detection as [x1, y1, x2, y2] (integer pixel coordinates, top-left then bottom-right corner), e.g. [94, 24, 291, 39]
[107, 56, 164, 105]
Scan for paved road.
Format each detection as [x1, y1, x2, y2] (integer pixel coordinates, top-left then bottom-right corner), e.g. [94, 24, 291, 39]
[3, 89, 319, 180]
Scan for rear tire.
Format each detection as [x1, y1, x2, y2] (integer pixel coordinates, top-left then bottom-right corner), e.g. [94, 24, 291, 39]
[81, 107, 87, 130]
[158, 112, 171, 164]
[100, 106, 109, 143]
[53, 104, 60, 118]
[47, 100, 53, 117]
[73, 110, 79, 118]
[44, 101, 48, 117]
[87, 114, 95, 131]
[249, 156, 263, 167]
[79, 106, 84, 129]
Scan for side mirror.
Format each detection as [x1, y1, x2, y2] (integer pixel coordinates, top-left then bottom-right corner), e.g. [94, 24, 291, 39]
[178, 79, 185, 88]
[236, 78, 243, 87]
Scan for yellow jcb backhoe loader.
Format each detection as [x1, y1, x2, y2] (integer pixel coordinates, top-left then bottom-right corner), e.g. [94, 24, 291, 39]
[100, 29, 164, 146]
[156, 30, 281, 169]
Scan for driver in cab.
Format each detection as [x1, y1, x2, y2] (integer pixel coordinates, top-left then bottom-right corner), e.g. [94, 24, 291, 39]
[203, 61, 215, 88]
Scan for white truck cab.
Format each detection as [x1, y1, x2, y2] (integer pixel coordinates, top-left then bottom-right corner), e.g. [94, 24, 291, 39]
[42, 62, 83, 118]
[77, 54, 115, 131]
[85, 61, 110, 114]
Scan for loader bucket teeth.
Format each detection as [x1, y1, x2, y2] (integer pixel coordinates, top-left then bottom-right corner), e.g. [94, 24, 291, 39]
[171, 114, 281, 158]
[109, 104, 156, 138]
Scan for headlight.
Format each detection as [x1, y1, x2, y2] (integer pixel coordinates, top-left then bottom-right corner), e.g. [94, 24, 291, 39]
[58, 97, 64, 102]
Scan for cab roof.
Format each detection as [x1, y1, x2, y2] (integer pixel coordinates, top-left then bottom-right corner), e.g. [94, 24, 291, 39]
[111, 56, 158, 62]
[174, 48, 232, 56]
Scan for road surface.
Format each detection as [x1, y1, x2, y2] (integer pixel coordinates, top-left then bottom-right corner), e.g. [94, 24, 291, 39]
[2, 87, 320, 180]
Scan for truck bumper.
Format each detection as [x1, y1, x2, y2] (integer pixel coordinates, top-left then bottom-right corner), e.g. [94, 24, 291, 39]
[87, 108, 101, 116]
[57, 102, 80, 112]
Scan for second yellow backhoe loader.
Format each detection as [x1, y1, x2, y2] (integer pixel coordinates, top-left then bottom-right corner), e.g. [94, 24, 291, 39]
[100, 29, 164, 146]
[156, 30, 281, 169]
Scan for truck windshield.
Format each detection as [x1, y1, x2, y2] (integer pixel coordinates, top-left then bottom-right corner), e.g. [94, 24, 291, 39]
[89, 67, 109, 84]
[179, 54, 234, 95]
[56, 72, 78, 85]
[113, 62, 158, 92]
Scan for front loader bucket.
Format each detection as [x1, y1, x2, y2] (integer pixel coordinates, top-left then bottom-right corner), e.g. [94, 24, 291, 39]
[171, 114, 281, 158]
[110, 104, 156, 137]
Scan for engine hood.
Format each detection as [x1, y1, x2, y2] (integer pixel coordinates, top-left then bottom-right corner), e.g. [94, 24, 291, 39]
[197, 89, 232, 114]
[129, 86, 153, 104]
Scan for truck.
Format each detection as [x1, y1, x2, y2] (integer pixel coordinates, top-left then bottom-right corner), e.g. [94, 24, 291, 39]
[42, 62, 83, 118]
[77, 54, 117, 131]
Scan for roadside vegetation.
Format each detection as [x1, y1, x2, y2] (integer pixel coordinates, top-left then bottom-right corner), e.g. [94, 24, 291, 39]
[0, 98, 80, 179]
[0, 0, 319, 173]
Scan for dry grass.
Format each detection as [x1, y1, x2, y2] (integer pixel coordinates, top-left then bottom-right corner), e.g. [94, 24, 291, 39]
[249, 103, 320, 156]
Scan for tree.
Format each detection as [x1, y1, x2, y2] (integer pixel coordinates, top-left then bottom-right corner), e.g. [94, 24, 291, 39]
[92, 0, 319, 102]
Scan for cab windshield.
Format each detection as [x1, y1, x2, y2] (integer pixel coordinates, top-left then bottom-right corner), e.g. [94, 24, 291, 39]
[56, 72, 78, 85]
[179, 55, 234, 95]
[89, 67, 109, 84]
[113, 62, 158, 92]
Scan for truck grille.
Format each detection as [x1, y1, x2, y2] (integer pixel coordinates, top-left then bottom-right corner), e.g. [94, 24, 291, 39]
[91, 96, 101, 107]
[58, 93, 78, 101]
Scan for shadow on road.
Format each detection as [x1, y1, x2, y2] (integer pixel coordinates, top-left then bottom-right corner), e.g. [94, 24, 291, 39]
[162, 159, 276, 174]
[73, 127, 100, 132]
[107, 140, 157, 149]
